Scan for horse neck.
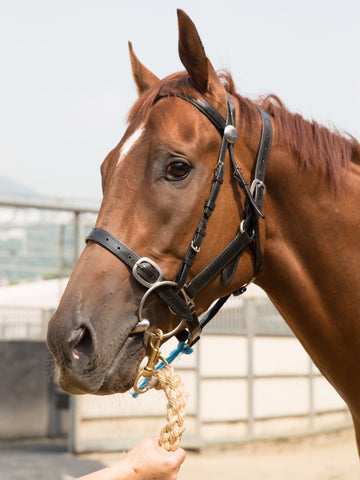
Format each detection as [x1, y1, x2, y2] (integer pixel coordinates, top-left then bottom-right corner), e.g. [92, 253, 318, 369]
[258, 145, 360, 325]
[256, 143, 360, 411]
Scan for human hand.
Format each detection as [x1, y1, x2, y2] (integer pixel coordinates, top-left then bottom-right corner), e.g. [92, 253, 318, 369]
[75, 437, 186, 480]
[122, 437, 186, 480]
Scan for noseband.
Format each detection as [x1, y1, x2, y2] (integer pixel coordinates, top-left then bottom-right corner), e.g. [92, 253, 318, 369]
[86, 93, 272, 346]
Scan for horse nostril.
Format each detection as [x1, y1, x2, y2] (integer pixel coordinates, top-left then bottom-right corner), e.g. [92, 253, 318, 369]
[73, 326, 94, 359]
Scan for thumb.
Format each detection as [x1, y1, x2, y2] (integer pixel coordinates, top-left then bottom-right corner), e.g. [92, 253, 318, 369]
[171, 447, 186, 465]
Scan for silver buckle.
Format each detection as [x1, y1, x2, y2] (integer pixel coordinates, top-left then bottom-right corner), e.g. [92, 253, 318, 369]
[132, 257, 163, 289]
[250, 179, 265, 197]
[191, 240, 201, 253]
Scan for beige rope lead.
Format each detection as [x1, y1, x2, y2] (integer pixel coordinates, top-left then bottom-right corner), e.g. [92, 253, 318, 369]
[154, 365, 187, 451]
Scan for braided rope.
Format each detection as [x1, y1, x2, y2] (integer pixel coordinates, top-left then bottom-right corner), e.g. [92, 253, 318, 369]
[154, 365, 187, 451]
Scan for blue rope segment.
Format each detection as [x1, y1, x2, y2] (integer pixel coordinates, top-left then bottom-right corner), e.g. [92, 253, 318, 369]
[131, 342, 193, 398]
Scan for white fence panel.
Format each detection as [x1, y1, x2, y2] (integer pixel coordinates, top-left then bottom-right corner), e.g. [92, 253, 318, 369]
[0, 298, 351, 453]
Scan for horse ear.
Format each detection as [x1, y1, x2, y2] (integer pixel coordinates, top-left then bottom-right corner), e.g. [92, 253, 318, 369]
[177, 9, 209, 93]
[128, 41, 160, 96]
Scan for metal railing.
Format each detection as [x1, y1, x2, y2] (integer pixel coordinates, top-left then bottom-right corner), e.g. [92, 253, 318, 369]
[0, 194, 99, 284]
[0, 306, 53, 340]
[203, 296, 293, 336]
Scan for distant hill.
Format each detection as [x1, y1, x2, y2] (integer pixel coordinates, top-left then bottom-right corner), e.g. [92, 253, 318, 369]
[0, 176, 38, 195]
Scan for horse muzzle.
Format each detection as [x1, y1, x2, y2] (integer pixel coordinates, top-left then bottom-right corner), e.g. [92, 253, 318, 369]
[47, 310, 147, 395]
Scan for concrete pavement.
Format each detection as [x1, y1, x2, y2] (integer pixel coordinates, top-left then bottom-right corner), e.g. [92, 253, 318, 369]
[0, 439, 105, 480]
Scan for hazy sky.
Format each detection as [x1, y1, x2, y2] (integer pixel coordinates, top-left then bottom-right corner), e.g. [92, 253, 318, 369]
[1, 0, 360, 200]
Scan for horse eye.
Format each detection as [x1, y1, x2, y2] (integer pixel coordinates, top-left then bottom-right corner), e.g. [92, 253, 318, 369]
[165, 161, 191, 180]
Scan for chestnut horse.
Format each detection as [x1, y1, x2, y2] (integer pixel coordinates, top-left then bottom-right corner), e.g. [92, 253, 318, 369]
[47, 10, 360, 452]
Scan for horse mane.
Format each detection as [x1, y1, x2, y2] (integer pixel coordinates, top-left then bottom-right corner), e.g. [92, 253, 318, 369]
[256, 93, 360, 187]
[128, 71, 360, 187]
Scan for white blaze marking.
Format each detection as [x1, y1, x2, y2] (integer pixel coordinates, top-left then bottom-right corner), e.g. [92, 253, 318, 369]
[117, 125, 145, 166]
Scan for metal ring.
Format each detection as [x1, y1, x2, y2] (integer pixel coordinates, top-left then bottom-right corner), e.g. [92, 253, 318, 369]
[137, 280, 185, 339]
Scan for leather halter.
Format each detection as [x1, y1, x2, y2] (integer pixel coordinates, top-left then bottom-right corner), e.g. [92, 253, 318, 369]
[86, 93, 272, 346]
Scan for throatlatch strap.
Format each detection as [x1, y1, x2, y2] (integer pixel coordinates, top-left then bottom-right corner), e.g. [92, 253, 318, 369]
[221, 107, 272, 286]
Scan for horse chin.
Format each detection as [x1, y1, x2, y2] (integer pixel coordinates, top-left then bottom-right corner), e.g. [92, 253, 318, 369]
[58, 333, 147, 395]
[98, 334, 147, 394]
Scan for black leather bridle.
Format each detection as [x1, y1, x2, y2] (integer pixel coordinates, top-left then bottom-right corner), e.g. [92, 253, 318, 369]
[86, 92, 272, 346]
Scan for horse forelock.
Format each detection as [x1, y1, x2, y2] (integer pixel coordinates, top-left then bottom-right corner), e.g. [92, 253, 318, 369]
[127, 69, 358, 188]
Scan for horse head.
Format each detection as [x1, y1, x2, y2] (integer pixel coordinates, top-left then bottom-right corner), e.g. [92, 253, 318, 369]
[47, 10, 267, 395]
